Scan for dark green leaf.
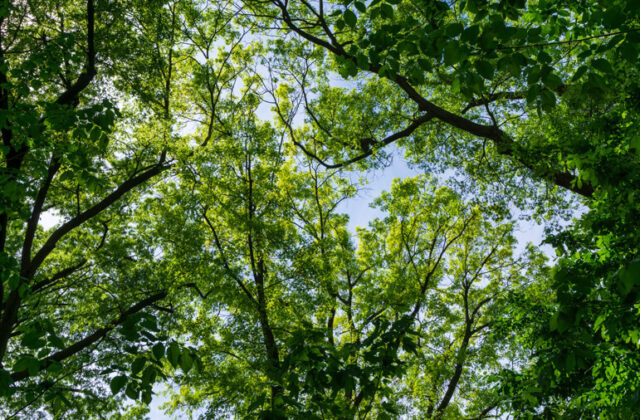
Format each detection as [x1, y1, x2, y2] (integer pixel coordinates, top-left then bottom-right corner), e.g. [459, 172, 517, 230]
[125, 383, 139, 400]
[537, 51, 552, 64]
[474, 59, 494, 79]
[462, 25, 480, 43]
[141, 365, 157, 385]
[180, 352, 193, 373]
[110, 375, 127, 395]
[152, 343, 164, 360]
[247, 393, 266, 412]
[571, 65, 588, 81]
[343, 9, 357, 27]
[445, 22, 463, 37]
[540, 89, 556, 110]
[167, 342, 180, 368]
[131, 357, 146, 375]
[592, 58, 613, 73]
[380, 3, 393, 18]
[542, 72, 563, 89]
[443, 43, 462, 66]
[141, 390, 152, 404]
[620, 41, 637, 61]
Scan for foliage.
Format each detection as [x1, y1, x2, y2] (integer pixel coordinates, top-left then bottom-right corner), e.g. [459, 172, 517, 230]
[0, 0, 240, 416]
[1, 0, 639, 418]
[497, 67, 640, 418]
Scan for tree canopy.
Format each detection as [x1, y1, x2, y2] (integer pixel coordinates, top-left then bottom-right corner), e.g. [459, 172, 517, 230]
[0, 0, 639, 418]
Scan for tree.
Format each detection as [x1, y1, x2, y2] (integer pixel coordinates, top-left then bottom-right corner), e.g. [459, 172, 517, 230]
[247, 0, 639, 199]
[0, 0, 244, 416]
[240, 0, 640, 415]
[497, 65, 640, 417]
[138, 94, 538, 417]
[2, 0, 638, 417]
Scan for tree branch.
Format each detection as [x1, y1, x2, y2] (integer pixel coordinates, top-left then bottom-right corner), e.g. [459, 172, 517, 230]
[20, 157, 61, 272]
[30, 259, 88, 295]
[202, 211, 259, 307]
[272, 2, 594, 198]
[11, 291, 167, 382]
[26, 161, 168, 279]
[290, 112, 433, 169]
[55, 0, 96, 106]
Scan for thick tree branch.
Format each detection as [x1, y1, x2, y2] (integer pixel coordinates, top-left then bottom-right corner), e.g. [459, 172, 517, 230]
[26, 160, 168, 279]
[21, 157, 61, 271]
[11, 291, 167, 382]
[0, 0, 100, 362]
[55, 0, 96, 107]
[389, 76, 593, 197]
[272, 1, 594, 198]
[467, 402, 499, 420]
[293, 113, 434, 169]
[434, 325, 472, 417]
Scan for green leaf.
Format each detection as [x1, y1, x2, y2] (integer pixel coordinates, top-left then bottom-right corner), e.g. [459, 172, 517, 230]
[542, 72, 563, 89]
[354, 1, 366, 12]
[152, 343, 164, 360]
[21, 330, 46, 350]
[592, 58, 613, 73]
[125, 383, 139, 400]
[618, 260, 640, 296]
[141, 390, 152, 404]
[343, 9, 357, 27]
[540, 89, 556, 110]
[445, 22, 463, 37]
[131, 357, 146, 375]
[356, 52, 369, 69]
[401, 336, 417, 353]
[110, 375, 127, 395]
[474, 59, 494, 79]
[13, 355, 39, 376]
[526, 66, 541, 84]
[461, 25, 480, 43]
[380, 3, 393, 18]
[565, 352, 576, 371]
[141, 365, 157, 385]
[602, 7, 624, 29]
[167, 342, 180, 368]
[511, 52, 528, 66]
[0, 369, 13, 396]
[47, 361, 62, 373]
[549, 310, 566, 332]
[180, 352, 193, 373]
[344, 375, 355, 395]
[594, 314, 608, 332]
[620, 41, 637, 61]
[572, 65, 588, 81]
[443, 43, 462, 66]
[47, 333, 64, 349]
[17, 283, 30, 299]
[8, 275, 19, 291]
[451, 77, 461, 93]
[339, 59, 358, 78]
[409, 66, 425, 84]
[247, 393, 266, 412]
[537, 51, 552, 64]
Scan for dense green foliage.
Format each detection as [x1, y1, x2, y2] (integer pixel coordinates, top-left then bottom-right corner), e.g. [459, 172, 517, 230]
[0, 0, 639, 418]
